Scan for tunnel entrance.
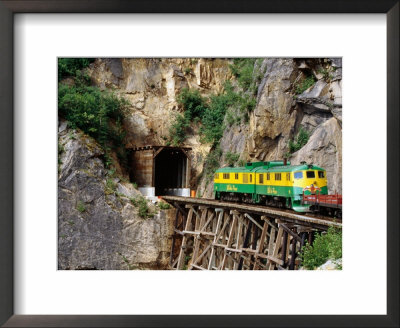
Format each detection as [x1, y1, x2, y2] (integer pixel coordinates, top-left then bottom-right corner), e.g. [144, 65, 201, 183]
[129, 145, 191, 197]
[154, 148, 187, 196]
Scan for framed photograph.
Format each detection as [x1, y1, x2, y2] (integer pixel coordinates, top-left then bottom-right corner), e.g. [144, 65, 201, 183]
[1, 1, 398, 327]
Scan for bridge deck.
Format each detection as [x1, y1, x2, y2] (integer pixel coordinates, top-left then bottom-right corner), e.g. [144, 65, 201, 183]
[161, 196, 342, 229]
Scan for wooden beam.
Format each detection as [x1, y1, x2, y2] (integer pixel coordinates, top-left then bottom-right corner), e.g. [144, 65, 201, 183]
[221, 215, 238, 269]
[268, 226, 283, 270]
[253, 220, 269, 270]
[177, 207, 193, 270]
[153, 146, 164, 159]
[207, 209, 224, 270]
[244, 213, 264, 230]
[280, 223, 302, 243]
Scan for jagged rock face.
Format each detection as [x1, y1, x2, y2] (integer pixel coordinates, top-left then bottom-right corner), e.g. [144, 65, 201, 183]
[292, 59, 342, 193]
[252, 59, 298, 140]
[89, 58, 232, 146]
[58, 121, 174, 270]
[243, 58, 342, 194]
[290, 118, 342, 194]
[88, 58, 233, 185]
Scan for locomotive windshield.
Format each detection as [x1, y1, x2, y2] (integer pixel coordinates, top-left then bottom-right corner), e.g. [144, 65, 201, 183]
[294, 171, 303, 179]
[306, 171, 315, 178]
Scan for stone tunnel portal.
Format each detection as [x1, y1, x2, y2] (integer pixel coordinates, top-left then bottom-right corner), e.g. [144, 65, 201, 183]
[129, 146, 191, 197]
[154, 148, 188, 196]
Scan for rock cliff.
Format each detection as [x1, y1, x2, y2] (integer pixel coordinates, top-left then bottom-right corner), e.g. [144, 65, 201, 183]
[58, 121, 174, 270]
[203, 58, 342, 195]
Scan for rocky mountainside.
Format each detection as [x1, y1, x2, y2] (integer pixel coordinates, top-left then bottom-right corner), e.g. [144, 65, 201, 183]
[58, 121, 174, 270]
[88, 58, 233, 181]
[87, 58, 341, 195]
[215, 58, 342, 196]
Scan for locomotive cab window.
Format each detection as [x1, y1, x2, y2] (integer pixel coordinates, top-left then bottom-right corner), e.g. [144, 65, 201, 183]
[318, 171, 325, 178]
[266, 173, 270, 180]
[223, 173, 230, 179]
[214, 173, 219, 179]
[243, 174, 248, 183]
[275, 173, 281, 181]
[235, 173, 239, 180]
[306, 171, 315, 178]
[259, 174, 264, 184]
[294, 171, 303, 179]
[286, 173, 290, 181]
[250, 174, 252, 182]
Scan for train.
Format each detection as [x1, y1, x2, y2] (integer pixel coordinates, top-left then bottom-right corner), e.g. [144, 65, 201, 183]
[213, 160, 342, 217]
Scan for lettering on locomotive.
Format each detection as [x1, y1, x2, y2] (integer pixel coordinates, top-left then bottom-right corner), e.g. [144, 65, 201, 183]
[227, 185, 238, 191]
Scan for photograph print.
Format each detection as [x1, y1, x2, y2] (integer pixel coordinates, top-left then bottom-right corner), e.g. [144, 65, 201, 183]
[58, 58, 342, 271]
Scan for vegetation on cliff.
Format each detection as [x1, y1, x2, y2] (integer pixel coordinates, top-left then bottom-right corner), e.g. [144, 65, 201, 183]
[285, 127, 310, 157]
[58, 58, 129, 169]
[300, 227, 342, 270]
[58, 58, 95, 82]
[169, 59, 265, 183]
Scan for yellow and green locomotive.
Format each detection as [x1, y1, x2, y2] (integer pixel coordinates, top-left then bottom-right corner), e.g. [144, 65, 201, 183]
[213, 161, 328, 212]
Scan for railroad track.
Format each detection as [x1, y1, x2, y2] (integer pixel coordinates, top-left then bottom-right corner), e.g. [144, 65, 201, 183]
[161, 196, 342, 229]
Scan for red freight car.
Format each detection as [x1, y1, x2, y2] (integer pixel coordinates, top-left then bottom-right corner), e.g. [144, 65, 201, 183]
[302, 193, 342, 218]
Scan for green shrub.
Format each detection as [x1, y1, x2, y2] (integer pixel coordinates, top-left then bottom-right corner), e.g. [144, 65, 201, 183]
[76, 201, 86, 213]
[225, 109, 236, 126]
[200, 92, 233, 144]
[58, 82, 128, 146]
[229, 58, 257, 91]
[130, 196, 154, 218]
[176, 88, 207, 120]
[58, 58, 94, 81]
[58, 68, 129, 169]
[318, 67, 333, 82]
[228, 59, 261, 118]
[158, 201, 171, 210]
[203, 146, 222, 180]
[170, 60, 263, 149]
[300, 227, 342, 270]
[105, 178, 117, 195]
[295, 75, 316, 94]
[288, 127, 310, 154]
[169, 113, 190, 146]
[58, 142, 65, 156]
[225, 151, 240, 166]
[237, 159, 246, 167]
[184, 67, 192, 75]
[171, 84, 238, 146]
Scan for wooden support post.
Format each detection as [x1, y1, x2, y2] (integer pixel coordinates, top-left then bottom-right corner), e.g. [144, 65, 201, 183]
[233, 216, 244, 270]
[268, 226, 276, 256]
[221, 215, 238, 270]
[289, 236, 296, 270]
[190, 209, 208, 269]
[268, 226, 283, 270]
[238, 220, 253, 270]
[308, 231, 313, 245]
[253, 220, 269, 270]
[249, 223, 259, 269]
[177, 207, 193, 269]
[281, 231, 288, 268]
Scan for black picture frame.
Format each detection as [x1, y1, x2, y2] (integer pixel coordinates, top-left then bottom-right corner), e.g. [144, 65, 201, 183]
[1, 1, 398, 327]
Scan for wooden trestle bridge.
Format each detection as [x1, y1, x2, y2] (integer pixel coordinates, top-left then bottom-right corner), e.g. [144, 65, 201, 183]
[162, 196, 342, 271]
